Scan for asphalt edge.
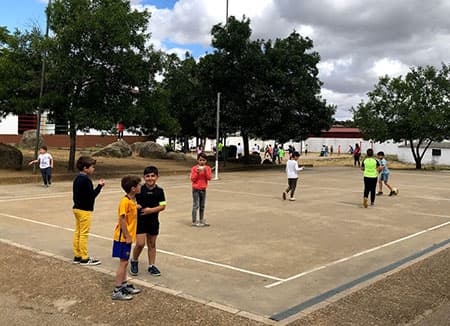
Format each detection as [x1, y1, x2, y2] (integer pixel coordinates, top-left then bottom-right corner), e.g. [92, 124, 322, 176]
[0, 238, 276, 325]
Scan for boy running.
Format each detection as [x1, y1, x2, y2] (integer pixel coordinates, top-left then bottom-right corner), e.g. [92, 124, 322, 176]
[283, 151, 304, 201]
[377, 151, 398, 196]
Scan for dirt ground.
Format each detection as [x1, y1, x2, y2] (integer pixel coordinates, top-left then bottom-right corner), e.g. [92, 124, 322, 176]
[1, 149, 449, 325]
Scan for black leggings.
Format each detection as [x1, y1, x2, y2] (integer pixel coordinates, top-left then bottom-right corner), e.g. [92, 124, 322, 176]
[363, 177, 377, 203]
[285, 178, 298, 198]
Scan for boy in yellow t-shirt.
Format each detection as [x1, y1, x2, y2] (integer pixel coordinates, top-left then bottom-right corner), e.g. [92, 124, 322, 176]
[111, 175, 142, 300]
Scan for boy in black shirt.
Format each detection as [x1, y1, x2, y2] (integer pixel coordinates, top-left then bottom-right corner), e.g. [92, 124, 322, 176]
[130, 166, 166, 276]
[72, 156, 105, 265]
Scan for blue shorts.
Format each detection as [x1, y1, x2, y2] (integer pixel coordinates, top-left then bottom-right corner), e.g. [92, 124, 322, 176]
[380, 173, 390, 182]
[112, 241, 131, 260]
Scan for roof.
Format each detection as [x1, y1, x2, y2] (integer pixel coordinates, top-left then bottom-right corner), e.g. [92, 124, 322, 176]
[317, 127, 363, 138]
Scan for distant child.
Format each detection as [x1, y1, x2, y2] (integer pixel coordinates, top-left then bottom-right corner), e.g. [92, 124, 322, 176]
[278, 146, 285, 163]
[129, 166, 167, 277]
[361, 148, 382, 208]
[28, 145, 53, 187]
[377, 151, 397, 196]
[353, 143, 361, 167]
[283, 151, 304, 201]
[112, 175, 142, 300]
[72, 156, 105, 265]
[191, 152, 212, 227]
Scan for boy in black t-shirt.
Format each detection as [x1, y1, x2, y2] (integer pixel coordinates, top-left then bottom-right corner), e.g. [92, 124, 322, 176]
[129, 166, 167, 276]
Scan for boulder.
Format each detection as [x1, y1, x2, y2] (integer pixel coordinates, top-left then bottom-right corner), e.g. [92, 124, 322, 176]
[137, 141, 166, 159]
[19, 130, 45, 149]
[92, 140, 132, 158]
[130, 142, 144, 153]
[163, 151, 196, 163]
[248, 153, 262, 164]
[0, 143, 23, 170]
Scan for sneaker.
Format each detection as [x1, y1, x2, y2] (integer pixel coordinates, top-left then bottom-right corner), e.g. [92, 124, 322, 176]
[129, 260, 139, 276]
[112, 289, 133, 301]
[192, 222, 197, 227]
[73, 256, 81, 264]
[80, 257, 101, 266]
[370, 202, 374, 206]
[199, 221, 210, 227]
[289, 197, 296, 201]
[363, 197, 369, 208]
[389, 191, 394, 196]
[376, 192, 383, 196]
[282, 192, 287, 200]
[121, 283, 141, 295]
[148, 265, 161, 276]
[195, 222, 201, 227]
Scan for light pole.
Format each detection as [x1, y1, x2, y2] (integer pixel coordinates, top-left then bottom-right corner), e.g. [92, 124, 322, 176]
[214, 92, 220, 180]
[33, 0, 51, 172]
[226, 0, 229, 23]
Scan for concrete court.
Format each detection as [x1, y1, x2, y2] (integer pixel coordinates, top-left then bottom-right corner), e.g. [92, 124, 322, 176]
[0, 166, 449, 321]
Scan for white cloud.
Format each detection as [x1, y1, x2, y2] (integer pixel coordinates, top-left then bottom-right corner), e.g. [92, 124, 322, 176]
[131, 0, 450, 119]
[370, 58, 410, 78]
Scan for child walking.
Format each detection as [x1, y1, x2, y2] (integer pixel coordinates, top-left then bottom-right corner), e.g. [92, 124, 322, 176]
[283, 151, 304, 201]
[361, 148, 382, 208]
[190, 152, 212, 227]
[28, 145, 53, 187]
[129, 166, 167, 277]
[112, 175, 142, 300]
[72, 156, 105, 265]
[377, 151, 398, 196]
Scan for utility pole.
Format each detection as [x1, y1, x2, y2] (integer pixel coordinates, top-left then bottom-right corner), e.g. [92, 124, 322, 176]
[33, 0, 51, 173]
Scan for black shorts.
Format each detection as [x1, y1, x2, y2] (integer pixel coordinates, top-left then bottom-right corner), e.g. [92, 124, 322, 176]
[136, 216, 159, 235]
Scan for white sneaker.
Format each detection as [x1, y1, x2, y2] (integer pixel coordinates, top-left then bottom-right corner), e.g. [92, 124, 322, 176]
[289, 197, 296, 201]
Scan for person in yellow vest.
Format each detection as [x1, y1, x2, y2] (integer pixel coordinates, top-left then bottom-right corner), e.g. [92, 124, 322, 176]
[361, 148, 383, 208]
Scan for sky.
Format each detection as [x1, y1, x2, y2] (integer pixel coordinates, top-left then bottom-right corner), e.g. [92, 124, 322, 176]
[1, 0, 449, 120]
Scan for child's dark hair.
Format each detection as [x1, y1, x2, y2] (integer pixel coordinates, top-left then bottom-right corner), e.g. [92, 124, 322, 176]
[377, 151, 385, 156]
[292, 151, 300, 158]
[76, 156, 97, 171]
[143, 166, 159, 176]
[121, 175, 141, 193]
[366, 148, 374, 157]
[197, 152, 207, 160]
[39, 145, 47, 151]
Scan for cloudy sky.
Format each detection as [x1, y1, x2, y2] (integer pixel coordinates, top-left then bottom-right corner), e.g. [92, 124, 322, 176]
[2, 0, 449, 120]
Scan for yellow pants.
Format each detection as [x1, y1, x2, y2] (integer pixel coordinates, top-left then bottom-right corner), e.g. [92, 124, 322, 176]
[73, 209, 92, 260]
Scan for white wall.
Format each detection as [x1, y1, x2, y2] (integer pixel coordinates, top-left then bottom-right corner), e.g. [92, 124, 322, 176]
[398, 146, 450, 166]
[0, 114, 18, 134]
[304, 137, 403, 155]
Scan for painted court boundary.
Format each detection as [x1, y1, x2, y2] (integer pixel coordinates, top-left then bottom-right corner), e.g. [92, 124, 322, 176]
[269, 237, 450, 321]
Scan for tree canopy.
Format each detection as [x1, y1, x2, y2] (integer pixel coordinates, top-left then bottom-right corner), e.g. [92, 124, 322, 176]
[353, 63, 450, 169]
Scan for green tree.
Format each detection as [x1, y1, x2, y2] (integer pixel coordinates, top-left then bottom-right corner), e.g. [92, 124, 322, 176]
[47, 0, 162, 170]
[0, 27, 47, 117]
[197, 17, 334, 159]
[353, 64, 450, 169]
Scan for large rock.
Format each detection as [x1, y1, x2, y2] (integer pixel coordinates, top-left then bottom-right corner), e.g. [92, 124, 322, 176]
[92, 140, 132, 158]
[137, 141, 166, 159]
[130, 142, 144, 153]
[163, 151, 196, 163]
[0, 143, 23, 170]
[19, 130, 45, 149]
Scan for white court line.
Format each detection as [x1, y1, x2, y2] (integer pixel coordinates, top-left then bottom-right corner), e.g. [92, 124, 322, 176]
[0, 212, 282, 282]
[265, 219, 450, 288]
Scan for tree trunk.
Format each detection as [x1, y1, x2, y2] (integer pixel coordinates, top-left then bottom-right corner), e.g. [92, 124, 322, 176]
[242, 130, 250, 164]
[68, 121, 76, 171]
